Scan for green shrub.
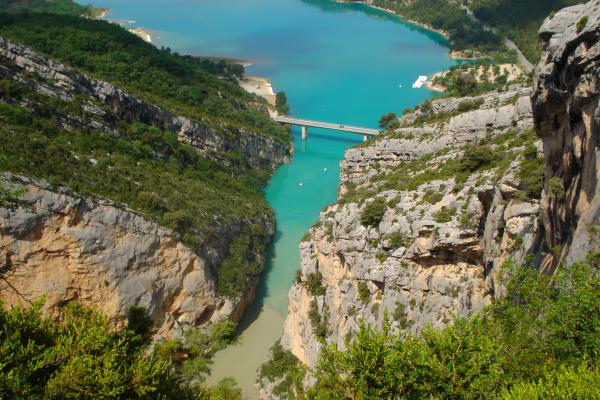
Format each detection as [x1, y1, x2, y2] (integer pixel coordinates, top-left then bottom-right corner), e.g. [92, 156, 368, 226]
[435, 207, 456, 223]
[308, 301, 329, 339]
[423, 189, 444, 204]
[517, 148, 545, 200]
[360, 197, 388, 227]
[576, 16, 589, 33]
[385, 230, 411, 249]
[358, 282, 371, 303]
[307, 257, 600, 399]
[305, 272, 326, 297]
[258, 341, 302, 397]
[457, 98, 484, 112]
[548, 176, 566, 199]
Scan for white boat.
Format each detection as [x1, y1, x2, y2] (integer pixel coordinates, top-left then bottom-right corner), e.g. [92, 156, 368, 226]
[412, 75, 428, 89]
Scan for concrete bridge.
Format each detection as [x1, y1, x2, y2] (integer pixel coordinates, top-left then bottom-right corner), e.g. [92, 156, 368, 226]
[274, 116, 380, 141]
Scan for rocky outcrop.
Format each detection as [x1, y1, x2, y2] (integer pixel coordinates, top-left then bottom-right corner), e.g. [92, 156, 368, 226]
[533, 0, 600, 269]
[0, 36, 291, 172]
[341, 87, 533, 189]
[0, 174, 260, 338]
[279, 90, 541, 369]
[275, 0, 600, 382]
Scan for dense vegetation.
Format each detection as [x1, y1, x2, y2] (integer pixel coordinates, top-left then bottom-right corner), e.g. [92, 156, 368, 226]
[468, 0, 587, 62]
[0, 301, 243, 399]
[0, 12, 290, 147]
[296, 255, 600, 398]
[372, 0, 511, 61]
[372, 0, 587, 63]
[0, 0, 101, 16]
[0, 78, 270, 297]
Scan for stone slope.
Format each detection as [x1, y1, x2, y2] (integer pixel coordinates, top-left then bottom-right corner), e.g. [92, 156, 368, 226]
[0, 174, 263, 338]
[279, 87, 542, 370]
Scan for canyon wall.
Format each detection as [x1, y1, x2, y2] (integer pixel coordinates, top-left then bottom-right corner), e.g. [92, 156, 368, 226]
[277, 0, 600, 377]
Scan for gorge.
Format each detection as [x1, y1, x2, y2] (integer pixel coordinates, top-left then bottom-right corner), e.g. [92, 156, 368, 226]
[0, 0, 598, 398]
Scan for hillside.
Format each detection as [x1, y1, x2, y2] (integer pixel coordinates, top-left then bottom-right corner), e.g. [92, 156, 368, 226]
[0, 3, 291, 342]
[259, 1, 600, 397]
[370, 0, 587, 62]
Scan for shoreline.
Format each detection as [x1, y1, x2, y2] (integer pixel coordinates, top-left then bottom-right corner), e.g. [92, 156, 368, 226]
[239, 75, 277, 107]
[128, 27, 153, 43]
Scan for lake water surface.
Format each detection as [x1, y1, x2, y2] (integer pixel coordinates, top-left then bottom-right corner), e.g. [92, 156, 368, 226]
[81, 0, 455, 396]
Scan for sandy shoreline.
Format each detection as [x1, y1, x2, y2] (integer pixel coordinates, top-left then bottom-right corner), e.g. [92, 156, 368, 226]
[239, 75, 277, 106]
[128, 27, 153, 43]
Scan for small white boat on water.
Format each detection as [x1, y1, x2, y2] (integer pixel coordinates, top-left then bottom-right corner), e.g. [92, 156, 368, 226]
[412, 75, 428, 89]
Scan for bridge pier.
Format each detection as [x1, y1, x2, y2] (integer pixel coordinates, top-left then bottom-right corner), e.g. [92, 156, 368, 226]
[301, 126, 308, 140]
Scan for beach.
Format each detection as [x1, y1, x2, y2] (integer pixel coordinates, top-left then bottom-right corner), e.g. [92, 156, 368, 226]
[239, 75, 277, 106]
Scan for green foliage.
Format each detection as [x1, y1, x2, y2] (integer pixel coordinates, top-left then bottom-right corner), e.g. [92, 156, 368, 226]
[457, 98, 485, 112]
[308, 301, 329, 339]
[385, 230, 411, 249]
[0, 301, 181, 399]
[548, 176, 566, 199]
[275, 91, 290, 114]
[0, 91, 272, 299]
[517, 145, 545, 200]
[423, 189, 444, 204]
[501, 362, 600, 399]
[378, 112, 398, 129]
[154, 320, 237, 390]
[258, 341, 303, 398]
[373, 0, 505, 57]
[305, 257, 600, 399]
[357, 282, 371, 303]
[577, 16, 589, 33]
[469, 0, 588, 62]
[0, 13, 290, 145]
[435, 206, 457, 223]
[126, 305, 154, 342]
[305, 272, 327, 297]
[360, 197, 387, 227]
[0, 0, 101, 16]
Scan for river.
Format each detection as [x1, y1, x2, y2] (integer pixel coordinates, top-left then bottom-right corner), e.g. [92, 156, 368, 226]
[81, 0, 455, 397]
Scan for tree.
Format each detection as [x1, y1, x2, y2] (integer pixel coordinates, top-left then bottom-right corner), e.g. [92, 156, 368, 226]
[276, 91, 290, 114]
[378, 112, 397, 129]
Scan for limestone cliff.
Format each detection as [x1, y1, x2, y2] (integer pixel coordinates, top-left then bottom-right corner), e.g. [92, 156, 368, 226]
[275, 0, 600, 382]
[0, 174, 264, 338]
[280, 88, 541, 368]
[533, 0, 600, 269]
[0, 36, 288, 338]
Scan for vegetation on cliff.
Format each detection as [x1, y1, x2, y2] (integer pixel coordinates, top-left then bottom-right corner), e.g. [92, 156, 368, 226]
[0, 79, 270, 297]
[296, 256, 600, 399]
[372, 0, 587, 63]
[0, 301, 243, 399]
[0, 12, 290, 147]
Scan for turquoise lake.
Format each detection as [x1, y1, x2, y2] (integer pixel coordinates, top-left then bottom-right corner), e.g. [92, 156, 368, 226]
[81, 0, 455, 396]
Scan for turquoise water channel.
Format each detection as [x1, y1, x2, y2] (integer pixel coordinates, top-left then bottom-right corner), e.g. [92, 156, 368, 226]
[83, 0, 455, 396]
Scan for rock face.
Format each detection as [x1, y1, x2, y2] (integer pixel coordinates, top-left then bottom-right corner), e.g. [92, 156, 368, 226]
[0, 175, 253, 338]
[533, 0, 600, 269]
[274, 0, 600, 385]
[0, 37, 286, 338]
[0, 36, 291, 172]
[279, 87, 542, 370]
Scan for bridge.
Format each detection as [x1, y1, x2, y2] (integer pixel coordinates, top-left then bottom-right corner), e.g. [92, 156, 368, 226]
[273, 116, 380, 141]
